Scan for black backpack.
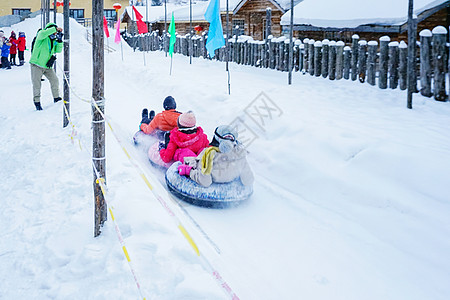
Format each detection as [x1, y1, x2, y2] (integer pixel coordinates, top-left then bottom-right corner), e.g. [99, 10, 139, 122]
[31, 29, 42, 54]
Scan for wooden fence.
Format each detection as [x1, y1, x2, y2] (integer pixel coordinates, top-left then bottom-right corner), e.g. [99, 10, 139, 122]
[123, 26, 449, 101]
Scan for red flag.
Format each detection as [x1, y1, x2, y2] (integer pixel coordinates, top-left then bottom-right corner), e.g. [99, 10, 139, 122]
[136, 19, 148, 34]
[103, 16, 110, 38]
[132, 6, 148, 34]
[132, 6, 144, 21]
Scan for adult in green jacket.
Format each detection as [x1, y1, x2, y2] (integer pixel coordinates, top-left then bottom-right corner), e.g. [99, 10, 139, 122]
[30, 22, 63, 110]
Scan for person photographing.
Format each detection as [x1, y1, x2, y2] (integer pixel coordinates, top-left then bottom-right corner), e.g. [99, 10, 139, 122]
[29, 23, 63, 111]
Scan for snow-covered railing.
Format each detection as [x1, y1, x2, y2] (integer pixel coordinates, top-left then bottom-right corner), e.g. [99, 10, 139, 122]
[123, 27, 449, 101]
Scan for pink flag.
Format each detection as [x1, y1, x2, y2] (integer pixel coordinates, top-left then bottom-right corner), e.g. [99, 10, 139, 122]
[114, 20, 121, 44]
[103, 16, 110, 38]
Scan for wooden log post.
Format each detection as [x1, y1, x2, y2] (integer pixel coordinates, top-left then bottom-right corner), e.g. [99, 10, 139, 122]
[432, 26, 448, 101]
[284, 39, 290, 71]
[321, 39, 329, 78]
[328, 41, 336, 80]
[294, 40, 301, 71]
[351, 34, 359, 81]
[269, 36, 275, 69]
[399, 41, 408, 90]
[279, 38, 286, 71]
[266, 8, 272, 39]
[299, 43, 304, 73]
[343, 46, 351, 79]
[92, 0, 106, 237]
[260, 40, 264, 67]
[357, 40, 367, 83]
[302, 38, 309, 74]
[336, 41, 344, 80]
[388, 41, 399, 89]
[242, 40, 247, 64]
[419, 29, 432, 97]
[259, 42, 264, 67]
[244, 41, 249, 65]
[314, 41, 322, 76]
[367, 41, 378, 86]
[378, 36, 390, 89]
[308, 39, 315, 75]
[63, 0, 70, 128]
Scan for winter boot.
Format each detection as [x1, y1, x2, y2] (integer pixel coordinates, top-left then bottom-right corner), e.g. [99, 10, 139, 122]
[149, 110, 155, 121]
[54, 97, 62, 103]
[164, 131, 171, 148]
[142, 108, 148, 119]
[35, 102, 43, 111]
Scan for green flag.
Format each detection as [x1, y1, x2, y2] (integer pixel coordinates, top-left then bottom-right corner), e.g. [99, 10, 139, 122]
[168, 12, 176, 57]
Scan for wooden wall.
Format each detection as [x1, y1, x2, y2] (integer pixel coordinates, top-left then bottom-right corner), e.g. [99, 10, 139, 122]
[233, 0, 283, 39]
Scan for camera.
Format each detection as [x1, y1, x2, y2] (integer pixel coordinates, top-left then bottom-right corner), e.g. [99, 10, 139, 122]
[56, 31, 64, 43]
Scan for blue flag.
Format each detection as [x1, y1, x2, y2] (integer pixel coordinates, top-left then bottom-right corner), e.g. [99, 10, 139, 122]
[204, 0, 225, 57]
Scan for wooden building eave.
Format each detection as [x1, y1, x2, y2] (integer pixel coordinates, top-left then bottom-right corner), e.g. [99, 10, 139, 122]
[233, 0, 285, 15]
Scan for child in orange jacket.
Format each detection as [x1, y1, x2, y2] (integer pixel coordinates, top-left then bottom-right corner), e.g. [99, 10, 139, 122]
[140, 96, 182, 139]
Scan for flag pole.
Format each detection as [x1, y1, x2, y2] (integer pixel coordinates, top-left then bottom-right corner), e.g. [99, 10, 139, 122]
[288, 0, 293, 84]
[164, 0, 167, 57]
[170, 55, 173, 75]
[189, 0, 192, 64]
[226, 0, 230, 94]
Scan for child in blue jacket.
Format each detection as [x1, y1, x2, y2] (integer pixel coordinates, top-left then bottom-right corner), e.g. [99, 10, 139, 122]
[1, 37, 12, 69]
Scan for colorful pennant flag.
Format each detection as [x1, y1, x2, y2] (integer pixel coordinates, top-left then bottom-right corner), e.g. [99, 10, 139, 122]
[114, 20, 121, 44]
[204, 0, 225, 57]
[168, 12, 176, 57]
[103, 16, 110, 38]
[132, 5, 148, 34]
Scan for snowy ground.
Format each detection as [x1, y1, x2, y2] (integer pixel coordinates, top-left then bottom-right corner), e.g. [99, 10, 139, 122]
[1, 15, 450, 300]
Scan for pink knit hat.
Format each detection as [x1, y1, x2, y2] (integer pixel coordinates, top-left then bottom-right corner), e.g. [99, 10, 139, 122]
[177, 111, 196, 128]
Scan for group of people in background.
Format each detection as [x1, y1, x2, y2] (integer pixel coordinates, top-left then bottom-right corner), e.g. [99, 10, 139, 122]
[140, 96, 254, 188]
[0, 30, 26, 69]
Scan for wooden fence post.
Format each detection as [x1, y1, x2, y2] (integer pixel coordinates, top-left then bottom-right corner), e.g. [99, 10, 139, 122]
[314, 41, 322, 76]
[379, 36, 390, 89]
[432, 26, 448, 101]
[328, 41, 336, 80]
[302, 38, 309, 74]
[336, 41, 344, 80]
[294, 40, 301, 71]
[419, 29, 432, 97]
[299, 43, 305, 73]
[343, 46, 351, 79]
[321, 39, 329, 78]
[351, 34, 359, 81]
[270, 36, 276, 69]
[367, 41, 377, 86]
[358, 40, 367, 82]
[399, 41, 408, 90]
[388, 41, 399, 89]
[308, 39, 315, 75]
[279, 38, 286, 70]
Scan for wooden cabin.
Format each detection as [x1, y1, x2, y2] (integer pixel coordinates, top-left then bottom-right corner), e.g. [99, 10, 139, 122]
[281, 0, 450, 43]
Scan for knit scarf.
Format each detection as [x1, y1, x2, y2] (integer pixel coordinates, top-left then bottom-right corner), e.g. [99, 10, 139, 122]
[201, 146, 220, 175]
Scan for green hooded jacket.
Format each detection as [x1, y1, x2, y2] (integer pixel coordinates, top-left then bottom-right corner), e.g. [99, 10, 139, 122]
[29, 23, 63, 69]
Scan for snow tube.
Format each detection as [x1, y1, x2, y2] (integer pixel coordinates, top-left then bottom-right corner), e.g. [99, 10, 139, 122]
[165, 162, 253, 208]
[148, 143, 173, 169]
[133, 131, 157, 149]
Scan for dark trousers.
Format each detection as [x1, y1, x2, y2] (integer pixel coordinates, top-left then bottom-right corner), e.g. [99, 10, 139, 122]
[1, 57, 11, 69]
[10, 53, 16, 65]
[18, 51, 24, 61]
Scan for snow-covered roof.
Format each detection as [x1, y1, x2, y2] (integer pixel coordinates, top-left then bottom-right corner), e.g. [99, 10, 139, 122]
[280, 0, 450, 28]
